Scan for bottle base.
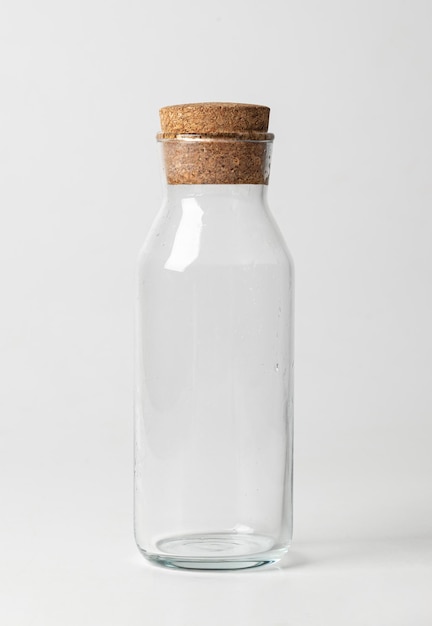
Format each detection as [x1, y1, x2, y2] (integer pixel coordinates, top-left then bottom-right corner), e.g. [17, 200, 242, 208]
[138, 531, 289, 571]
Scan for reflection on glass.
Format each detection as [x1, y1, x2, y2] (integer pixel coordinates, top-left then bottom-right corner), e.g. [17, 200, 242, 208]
[165, 197, 203, 273]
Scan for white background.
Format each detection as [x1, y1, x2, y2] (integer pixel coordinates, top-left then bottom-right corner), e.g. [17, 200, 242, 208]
[1, 0, 431, 624]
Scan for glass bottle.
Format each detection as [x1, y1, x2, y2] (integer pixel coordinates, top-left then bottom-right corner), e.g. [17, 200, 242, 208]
[135, 103, 294, 569]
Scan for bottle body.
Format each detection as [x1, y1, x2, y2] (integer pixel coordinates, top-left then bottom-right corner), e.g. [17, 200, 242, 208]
[135, 184, 294, 569]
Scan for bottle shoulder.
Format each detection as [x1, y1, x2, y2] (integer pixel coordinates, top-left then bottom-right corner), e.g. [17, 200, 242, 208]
[138, 195, 293, 276]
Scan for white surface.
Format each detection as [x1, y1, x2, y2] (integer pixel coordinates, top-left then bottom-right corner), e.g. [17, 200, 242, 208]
[2, 534, 431, 625]
[1, 0, 431, 623]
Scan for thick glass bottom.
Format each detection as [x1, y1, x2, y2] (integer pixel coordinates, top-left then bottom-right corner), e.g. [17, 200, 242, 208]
[139, 532, 289, 570]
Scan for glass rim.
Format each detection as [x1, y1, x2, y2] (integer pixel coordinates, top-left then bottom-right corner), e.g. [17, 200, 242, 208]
[156, 132, 274, 143]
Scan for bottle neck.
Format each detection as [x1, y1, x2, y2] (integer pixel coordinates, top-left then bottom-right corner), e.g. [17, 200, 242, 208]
[163, 184, 268, 206]
[158, 138, 272, 185]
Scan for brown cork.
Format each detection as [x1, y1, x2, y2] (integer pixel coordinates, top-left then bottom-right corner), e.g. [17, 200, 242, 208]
[160, 102, 270, 135]
[158, 102, 274, 185]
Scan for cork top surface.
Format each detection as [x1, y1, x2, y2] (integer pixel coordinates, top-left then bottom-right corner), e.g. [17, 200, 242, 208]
[159, 102, 270, 136]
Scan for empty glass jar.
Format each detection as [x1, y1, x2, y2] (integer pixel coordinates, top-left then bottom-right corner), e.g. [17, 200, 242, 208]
[134, 103, 294, 569]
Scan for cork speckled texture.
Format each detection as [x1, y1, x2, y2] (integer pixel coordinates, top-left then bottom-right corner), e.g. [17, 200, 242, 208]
[160, 102, 270, 135]
[162, 139, 272, 185]
[158, 103, 273, 185]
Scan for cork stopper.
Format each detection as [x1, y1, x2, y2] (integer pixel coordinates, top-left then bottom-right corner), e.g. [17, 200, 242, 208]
[159, 102, 270, 136]
[158, 102, 273, 185]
